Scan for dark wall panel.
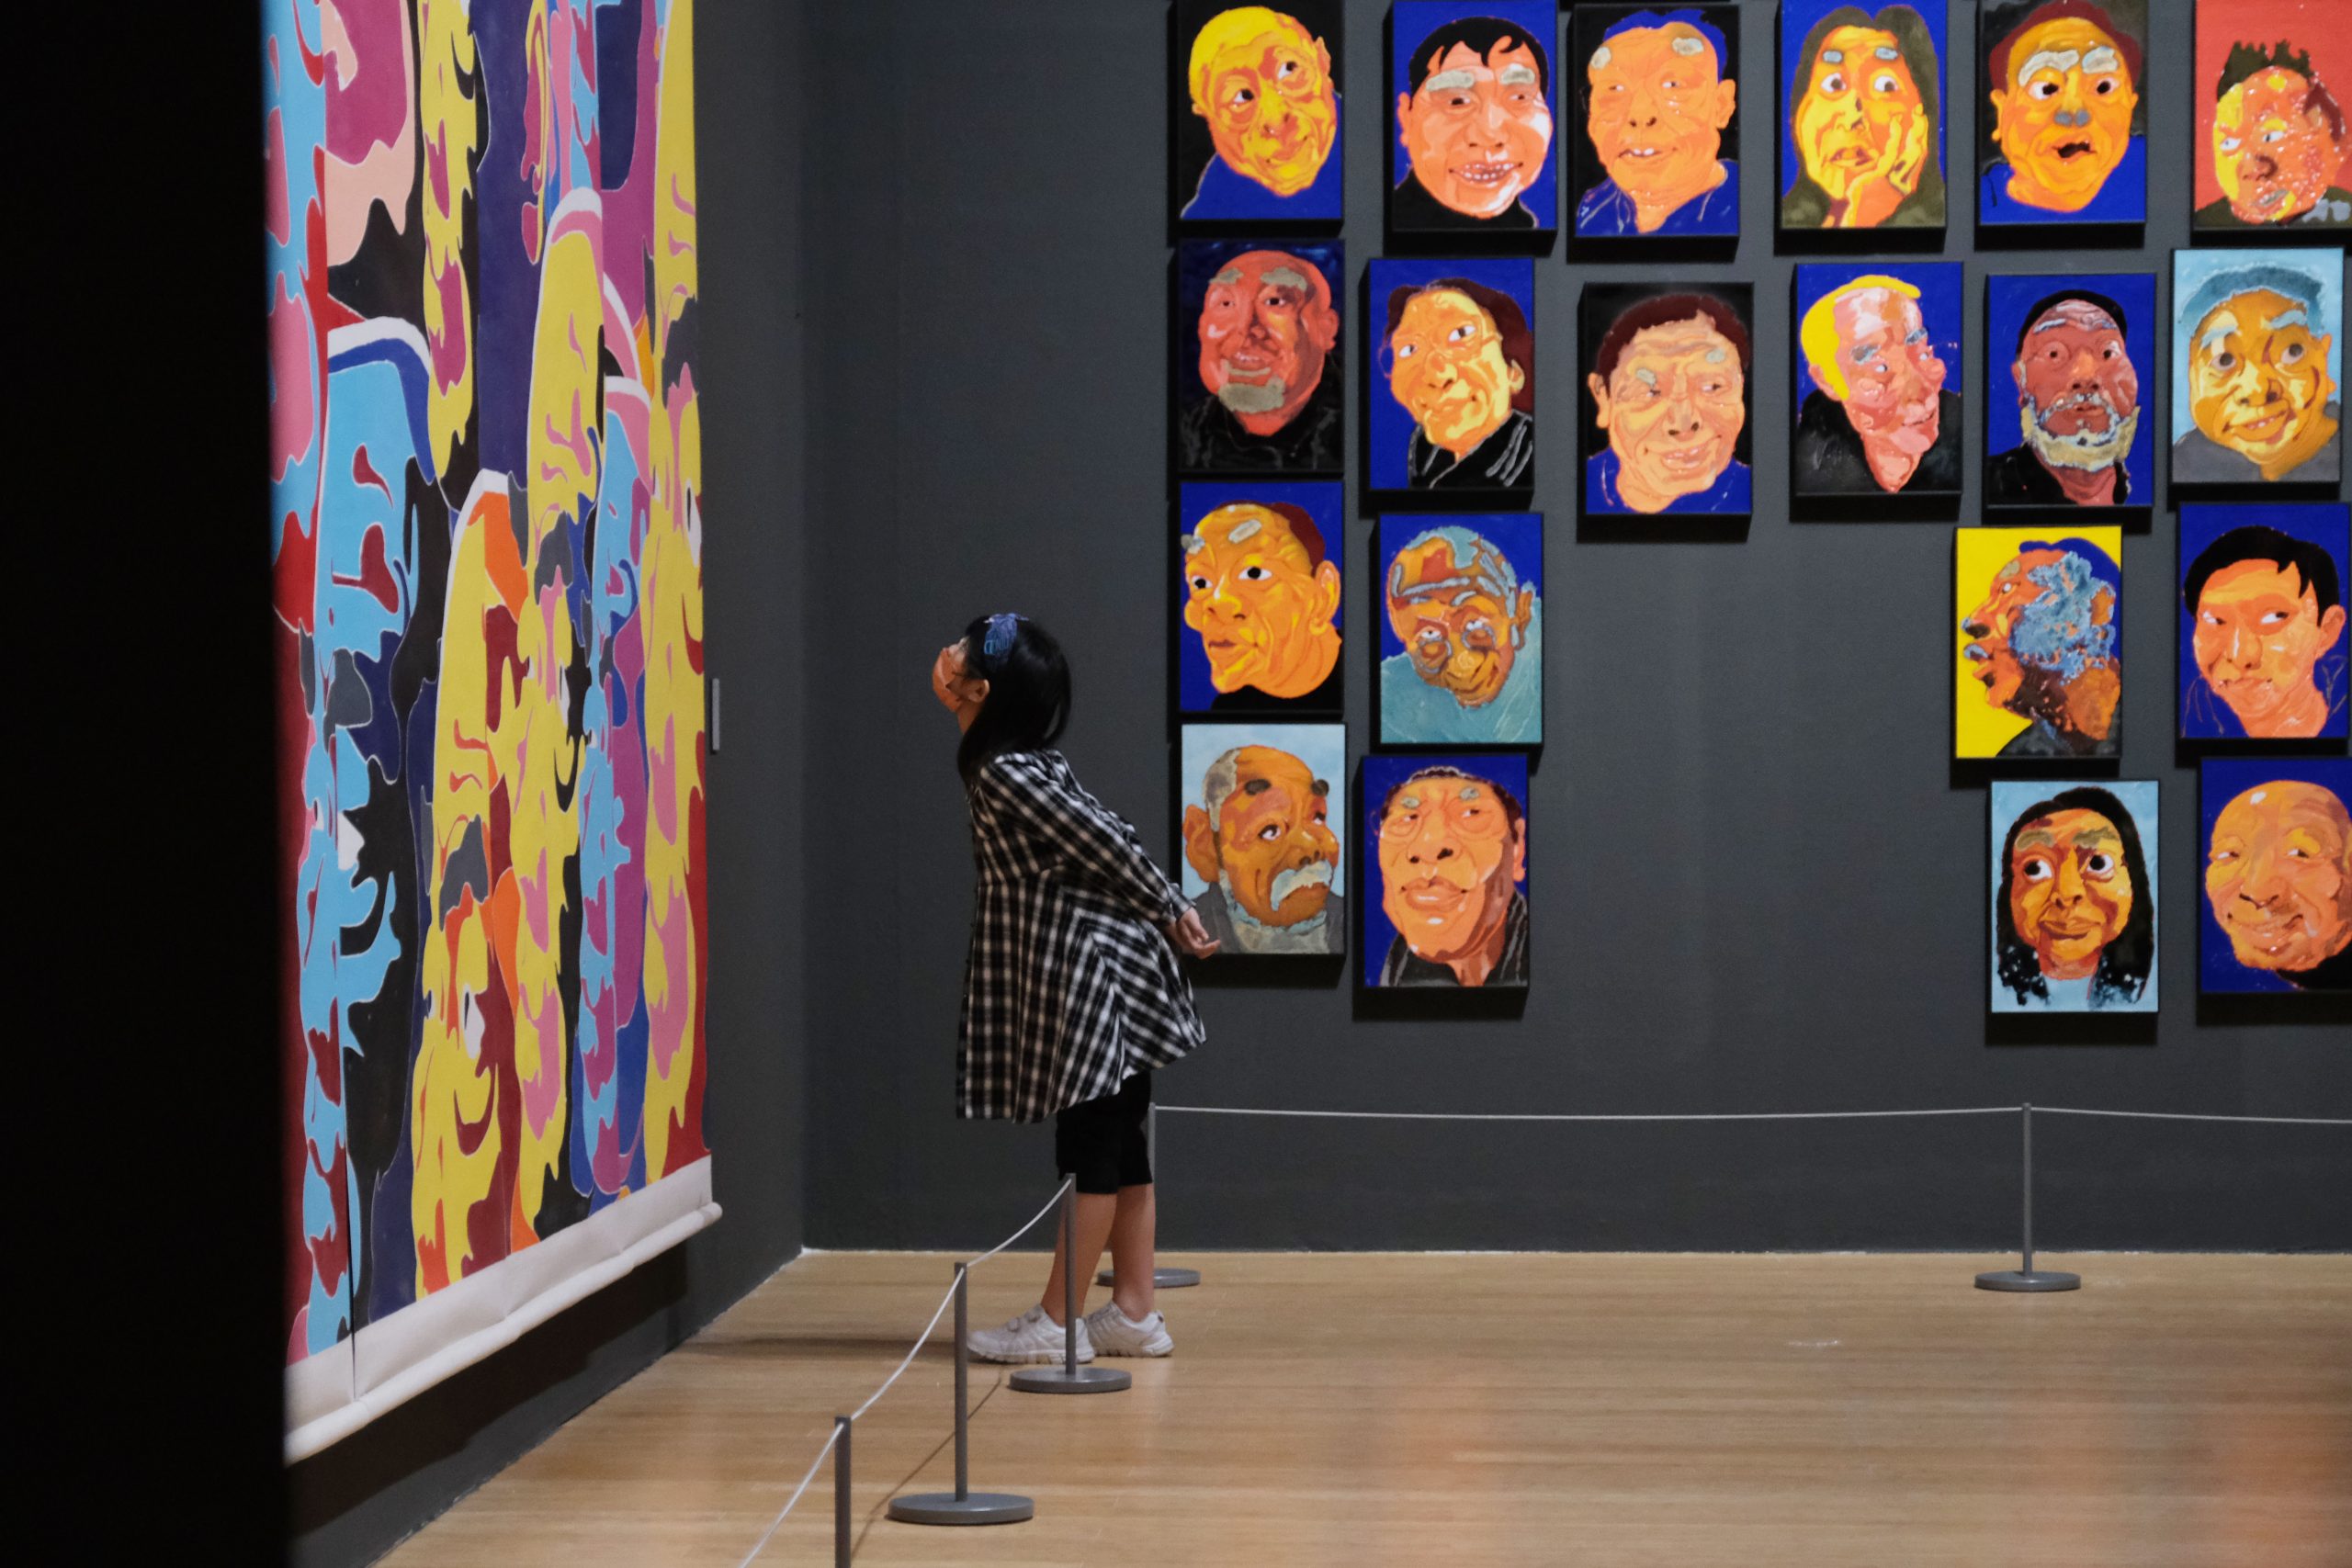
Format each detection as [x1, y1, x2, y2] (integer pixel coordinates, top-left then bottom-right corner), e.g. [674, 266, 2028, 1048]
[802, 0, 2351, 1254]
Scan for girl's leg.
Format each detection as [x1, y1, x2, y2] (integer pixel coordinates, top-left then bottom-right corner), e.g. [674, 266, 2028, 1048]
[1039, 1191, 1119, 1325]
[1107, 1183, 1157, 1320]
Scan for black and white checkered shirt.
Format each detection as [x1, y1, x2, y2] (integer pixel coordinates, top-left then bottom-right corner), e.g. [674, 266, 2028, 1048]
[958, 750, 1205, 1122]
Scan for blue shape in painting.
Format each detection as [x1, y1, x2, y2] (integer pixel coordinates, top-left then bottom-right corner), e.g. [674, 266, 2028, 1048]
[1984, 272, 2156, 508]
[1360, 750, 1532, 989]
[1393, 0, 1561, 231]
[2197, 757, 2352, 994]
[1368, 256, 1537, 493]
[2177, 504, 2350, 741]
[1982, 136, 2145, 225]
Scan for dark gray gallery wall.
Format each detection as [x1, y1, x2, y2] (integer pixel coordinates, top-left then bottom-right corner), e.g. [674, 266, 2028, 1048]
[287, 2, 812, 1562]
[803, 0, 2351, 1255]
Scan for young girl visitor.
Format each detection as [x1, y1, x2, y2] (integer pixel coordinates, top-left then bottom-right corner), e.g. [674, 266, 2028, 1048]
[933, 613, 1219, 1361]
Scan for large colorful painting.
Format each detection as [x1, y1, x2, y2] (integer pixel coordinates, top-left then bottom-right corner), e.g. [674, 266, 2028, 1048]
[1779, 0, 1948, 231]
[1984, 272, 2154, 513]
[1990, 780, 2159, 1013]
[2179, 504, 2351, 739]
[1176, 239, 1344, 474]
[2192, 0, 2352, 231]
[1976, 0, 2147, 228]
[2199, 757, 2352, 992]
[1175, 0, 1345, 222]
[1580, 283, 1753, 517]
[1376, 514, 1543, 747]
[1179, 723, 1347, 957]
[1177, 481, 1345, 714]
[269, 0, 714, 1458]
[1568, 5, 1741, 239]
[1361, 752, 1531, 989]
[1955, 526, 2125, 761]
[1369, 257, 1536, 494]
[2171, 249, 2344, 489]
[1389, 1, 1559, 235]
[1793, 263, 1963, 500]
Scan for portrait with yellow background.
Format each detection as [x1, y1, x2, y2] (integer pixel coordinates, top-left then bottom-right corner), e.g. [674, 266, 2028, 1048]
[1955, 525, 2125, 760]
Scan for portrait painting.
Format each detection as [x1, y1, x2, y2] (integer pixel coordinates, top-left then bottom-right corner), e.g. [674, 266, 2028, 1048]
[1179, 722, 1347, 958]
[2178, 503, 2350, 740]
[1792, 263, 1962, 500]
[1177, 239, 1344, 474]
[1390, 1, 1559, 235]
[1177, 480, 1345, 715]
[1361, 751, 1531, 989]
[1955, 525, 2125, 761]
[1990, 779, 2159, 1013]
[1581, 283, 1753, 517]
[1984, 273, 2155, 513]
[1976, 0, 2147, 227]
[2171, 248, 2344, 489]
[1569, 6, 1741, 240]
[1779, 0, 1948, 231]
[2199, 756, 2352, 992]
[2192, 0, 2352, 231]
[1176, 1, 1345, 223]
[1369, 257, 1536, 494]
[1376, 513, 1543, 747]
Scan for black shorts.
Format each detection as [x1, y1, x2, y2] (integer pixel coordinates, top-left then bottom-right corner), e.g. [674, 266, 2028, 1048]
[1054, 1069, 1153, 1195]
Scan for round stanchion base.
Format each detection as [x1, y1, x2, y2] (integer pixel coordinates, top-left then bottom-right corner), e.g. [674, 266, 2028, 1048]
[888, 1491, 1035, 1526]
[1008, 1363, 1132, 1394]
[1974, 1269, 2082, 1292]
[1094, 1267, 1201, 1289]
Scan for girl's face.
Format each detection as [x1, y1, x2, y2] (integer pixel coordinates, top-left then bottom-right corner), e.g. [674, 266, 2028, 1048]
[932, 639, 989, 730]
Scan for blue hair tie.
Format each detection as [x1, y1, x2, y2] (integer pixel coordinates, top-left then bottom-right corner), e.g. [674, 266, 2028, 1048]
[978, 612, 1024, 671]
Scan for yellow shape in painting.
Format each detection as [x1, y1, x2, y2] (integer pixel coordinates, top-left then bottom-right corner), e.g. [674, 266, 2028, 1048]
[651, 0, 698, 367]
[643, 349, 704, 1180]
[413, 478, 525, 1294]
[508, 201, 603, 1237]
[419, 0, 479, 475]
[1953, 525, 2124, 760]
[644, 0, 706, 1180]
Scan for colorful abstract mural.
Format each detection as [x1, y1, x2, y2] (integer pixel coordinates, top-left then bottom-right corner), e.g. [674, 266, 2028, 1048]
[267, 0, 710, 1452]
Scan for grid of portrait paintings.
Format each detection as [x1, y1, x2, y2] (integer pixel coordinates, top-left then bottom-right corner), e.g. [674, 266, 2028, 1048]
[1170, 1, 2349, 1009]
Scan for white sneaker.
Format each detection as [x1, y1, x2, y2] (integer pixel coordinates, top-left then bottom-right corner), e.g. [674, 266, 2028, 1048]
[1083, 1303, 1174, 1357]
[967, 1303, 1093, 1365]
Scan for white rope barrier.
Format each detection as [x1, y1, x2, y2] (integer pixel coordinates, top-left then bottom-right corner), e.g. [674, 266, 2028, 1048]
[1157, 1103, 2020, 1122]
[1159, 1103, 2351, 1126]
[734, 1423, 842, 1568]
[2034, 1106, 2352, 1127]
[967, 1176, 1078, 1267]
[735, 1175, 1080, 1564]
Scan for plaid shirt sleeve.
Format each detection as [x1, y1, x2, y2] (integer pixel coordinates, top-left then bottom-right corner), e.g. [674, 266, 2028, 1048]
[977, 753, 1190, 927]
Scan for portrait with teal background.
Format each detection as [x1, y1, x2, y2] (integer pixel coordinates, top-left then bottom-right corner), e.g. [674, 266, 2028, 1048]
[1990, 780, 2158, 1013]
[1376, 513, 1543, 746]
[2171, 248, 2344, 488]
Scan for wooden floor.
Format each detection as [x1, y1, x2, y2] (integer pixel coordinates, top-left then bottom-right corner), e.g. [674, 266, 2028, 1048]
[387, 1252, 2352, 1567]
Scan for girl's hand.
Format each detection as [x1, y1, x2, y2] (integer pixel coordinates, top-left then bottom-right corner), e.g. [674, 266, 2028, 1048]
[1164, 907, 1221, 959]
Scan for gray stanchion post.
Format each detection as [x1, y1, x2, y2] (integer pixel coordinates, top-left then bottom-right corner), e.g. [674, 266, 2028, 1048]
[888, 1265, 1035, 1525]
[832, 1416, 852, 1567]
[1099, 1102, 1202, 1291]
[1012, 1184, 1131, 1393]
[1976, 1103, 2082, 1292]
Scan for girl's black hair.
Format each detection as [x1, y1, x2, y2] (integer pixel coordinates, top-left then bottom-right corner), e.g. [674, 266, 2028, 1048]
[1994, 786, 2154, 1008]
[956, 615, 1071, 784]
